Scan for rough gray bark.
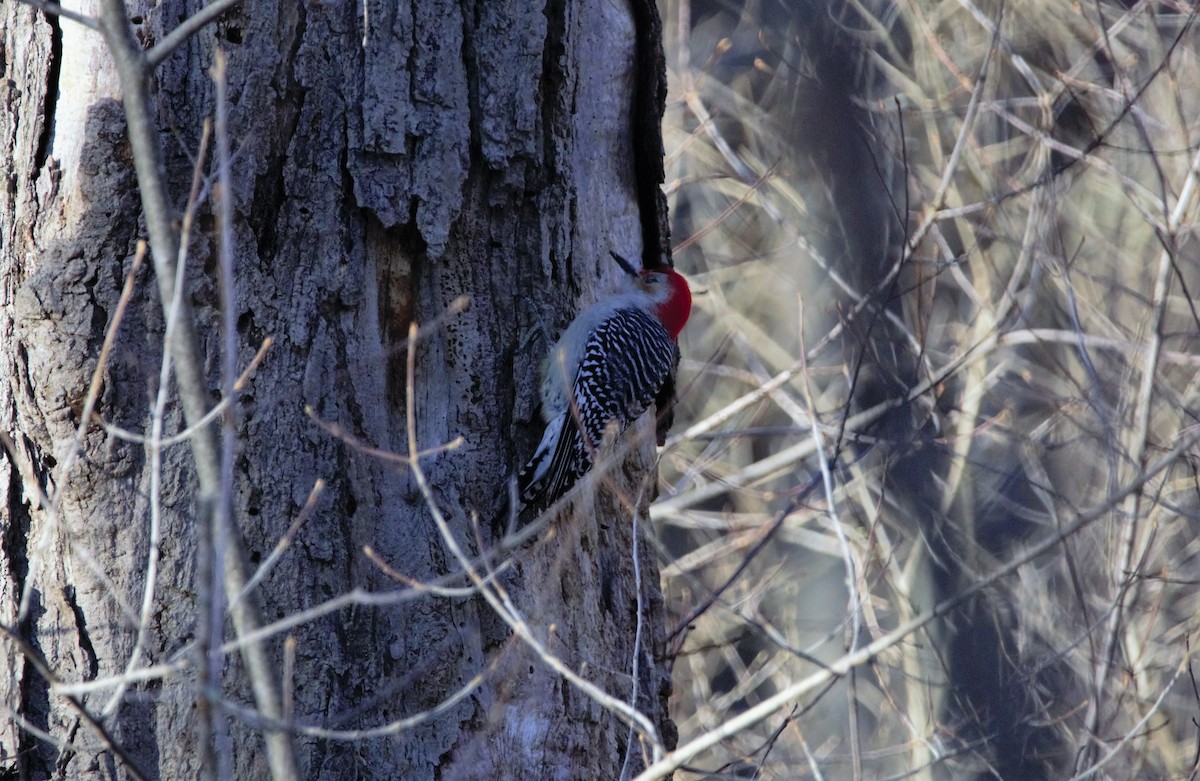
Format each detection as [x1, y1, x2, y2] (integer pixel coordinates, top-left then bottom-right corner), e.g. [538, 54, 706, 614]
[1, 0, 675, 778]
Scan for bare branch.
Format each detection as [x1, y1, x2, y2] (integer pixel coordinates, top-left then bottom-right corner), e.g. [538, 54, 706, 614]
[15, 0, 99, 29]
[145, 0, 242, 69]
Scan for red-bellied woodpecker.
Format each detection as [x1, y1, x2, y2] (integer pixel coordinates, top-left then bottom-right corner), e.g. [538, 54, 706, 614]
[518, 253, 692, 510]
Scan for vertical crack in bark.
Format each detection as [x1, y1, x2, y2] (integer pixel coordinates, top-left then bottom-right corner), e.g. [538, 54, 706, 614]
[32, 11, 62, 177]
[3, 459, 39, 779]
[539, 0, 571, 284]
[627, 0, 671, 270]
[63, 585, 99, 680]
[13, 562, 49, 778]
[3, 448, 31, 618]
[249, 2, 307, 267]
[459, 0, 480, 161]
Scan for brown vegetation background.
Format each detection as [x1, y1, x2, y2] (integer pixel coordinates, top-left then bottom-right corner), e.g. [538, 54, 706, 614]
[654, 1, 1200, 778]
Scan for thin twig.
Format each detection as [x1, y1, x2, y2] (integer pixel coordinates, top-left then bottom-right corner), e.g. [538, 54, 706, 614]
[234, 480, 326, 605]
[305, 408, 463, 466]
[209, 48, 237, 778]
[15, 0, 99, 28]
[218, 665, 492, 740]
[145, 0, 243, 68]
[96, 337, 273, 447]
[619, 476, 652, 781]
[797, 298, 863, 781]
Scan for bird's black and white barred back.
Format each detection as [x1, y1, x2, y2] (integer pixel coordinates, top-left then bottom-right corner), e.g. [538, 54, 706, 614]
[518, 306, 680, 510]
[576, 306, 679, 459]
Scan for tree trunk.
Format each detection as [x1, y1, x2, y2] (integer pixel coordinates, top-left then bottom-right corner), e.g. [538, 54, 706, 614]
[1, 1, 675, 778]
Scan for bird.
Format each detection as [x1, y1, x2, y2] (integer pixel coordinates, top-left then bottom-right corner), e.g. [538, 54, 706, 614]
[517, 252, 692, 511]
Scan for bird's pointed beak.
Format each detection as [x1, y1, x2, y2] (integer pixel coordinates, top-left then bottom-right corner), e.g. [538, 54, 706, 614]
[609, 251, 639, 277]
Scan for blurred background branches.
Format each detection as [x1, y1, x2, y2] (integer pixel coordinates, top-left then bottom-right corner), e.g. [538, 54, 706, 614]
[654, 0, 1200, 778]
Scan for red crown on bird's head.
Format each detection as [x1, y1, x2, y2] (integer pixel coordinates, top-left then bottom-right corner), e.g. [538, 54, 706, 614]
[648, 267, 691, 340]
